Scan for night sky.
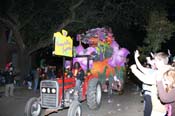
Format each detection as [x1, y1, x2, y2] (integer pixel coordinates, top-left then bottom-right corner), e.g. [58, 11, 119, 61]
[1, 0, 175, 67]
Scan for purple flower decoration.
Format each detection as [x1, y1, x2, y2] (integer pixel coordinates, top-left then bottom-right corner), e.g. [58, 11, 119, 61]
[118, 48, 130, 57]
[76, 45, 84, 55]
[110, 41, 119, 49]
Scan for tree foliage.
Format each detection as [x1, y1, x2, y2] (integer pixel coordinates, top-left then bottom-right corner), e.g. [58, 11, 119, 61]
[139, 10, 175, 56]
[0, 0, 155, 54]
[0, 0, 174, 76]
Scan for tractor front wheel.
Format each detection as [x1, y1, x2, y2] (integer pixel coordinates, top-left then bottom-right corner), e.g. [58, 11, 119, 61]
[24, 97, 45, 116]
[67, 101, 82, 116]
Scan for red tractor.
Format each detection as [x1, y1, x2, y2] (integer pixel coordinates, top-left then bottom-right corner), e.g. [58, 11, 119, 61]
[24, 55, 102, 116]
[24, 27, 129, 116]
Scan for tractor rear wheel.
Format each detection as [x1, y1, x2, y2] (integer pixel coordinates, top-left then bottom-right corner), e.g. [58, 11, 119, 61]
[87, 78, 102, 110]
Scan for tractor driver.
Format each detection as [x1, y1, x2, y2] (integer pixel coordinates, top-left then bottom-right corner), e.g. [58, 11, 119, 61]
[72, 62, 85, 94]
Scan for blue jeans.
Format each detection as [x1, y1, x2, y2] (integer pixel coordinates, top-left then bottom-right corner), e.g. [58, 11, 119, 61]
[33, 78, 39, 92]
[144, 94, 152, 116]
[75, 79, 81, 92]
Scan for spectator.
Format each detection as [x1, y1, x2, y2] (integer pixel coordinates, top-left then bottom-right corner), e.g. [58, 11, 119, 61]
[40, 65, 47, 80]
[47, 66, 56, 80]
[33, 68, 40, 92]
[150, 52, 172, 116]
[131, 50, 157, 116]
[168, 49, 173, 65]
[171, 56, 175, 67]
[156, 69, 175, 116]
[4, 62, 15, 97]
[0, 70, 5, 86]
[25, 71, 33, 90]
[130, 51, 171, 116]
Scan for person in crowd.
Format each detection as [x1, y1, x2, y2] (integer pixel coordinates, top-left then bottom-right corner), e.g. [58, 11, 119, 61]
[14, 71, 20, 87]
[156, 69, 175, 116]
[131, 50, 157, 116]
[0, 70, 5, 86]
[171, 57, 175, 67]
[168, 49, 173, 65]
[25, 71, 33, 90]
[148, 52, 172, 116]
[47, 66, 56, 80]
[40, 65, 47, 80]
[72, 62, 85, 94]
[33, 67, 40, 92]
[4, 62, 15, 97]
[130, 51, 171, 116]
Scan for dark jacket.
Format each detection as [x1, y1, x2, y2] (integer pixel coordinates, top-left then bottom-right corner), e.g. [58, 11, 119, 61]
[77, 69, 85, 81]
[4, 71, 15, 84]
[72, 68, 85, 81]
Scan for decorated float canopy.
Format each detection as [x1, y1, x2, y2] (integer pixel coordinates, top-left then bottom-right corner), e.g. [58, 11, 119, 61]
[73, 27, 130, 70]
[53, 29, 73, 57]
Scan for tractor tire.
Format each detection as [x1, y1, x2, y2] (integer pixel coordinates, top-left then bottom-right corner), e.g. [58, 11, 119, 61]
[87, 78, 102, 110]
[67, 101, 82, 116]
[24, 97, 45, 116]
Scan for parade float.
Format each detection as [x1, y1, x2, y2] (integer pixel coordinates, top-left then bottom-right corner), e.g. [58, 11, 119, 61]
[73, 27, 130, 93]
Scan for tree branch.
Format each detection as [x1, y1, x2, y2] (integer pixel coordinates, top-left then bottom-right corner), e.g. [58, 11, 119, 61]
[70, 0, 84, 11]
[57, 0, 84, 30]
[0, 17, 15, 28]
[6, 13, 19, 25]
[28, 39, 52, 55]
[0, 17, 25, 50]
[19, 10, 42, 30]
[28, 0, 84, 55]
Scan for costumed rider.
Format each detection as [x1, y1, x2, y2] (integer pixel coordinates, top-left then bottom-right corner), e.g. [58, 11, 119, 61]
[72, 62, 85, 95]
[65, 60, 73, 78]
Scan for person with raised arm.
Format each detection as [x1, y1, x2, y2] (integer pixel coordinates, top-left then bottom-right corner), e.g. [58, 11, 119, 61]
[131, 51, 171, 116]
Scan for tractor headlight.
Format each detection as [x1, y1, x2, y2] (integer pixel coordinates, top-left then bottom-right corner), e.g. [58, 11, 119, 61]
[42, 88, 46, 93]
[47, 88, 50, 93]
[51, 88, 56, 94]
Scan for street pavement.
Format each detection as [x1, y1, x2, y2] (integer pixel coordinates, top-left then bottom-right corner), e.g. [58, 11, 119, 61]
[0, 82, 143, 116]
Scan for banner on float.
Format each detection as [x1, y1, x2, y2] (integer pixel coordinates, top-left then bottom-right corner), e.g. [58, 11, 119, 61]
[53, 29, 73, 57]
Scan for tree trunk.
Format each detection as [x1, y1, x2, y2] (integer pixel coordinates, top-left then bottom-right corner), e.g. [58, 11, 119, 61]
[17, 49, 31, 80]
[0, 26, 8, 69]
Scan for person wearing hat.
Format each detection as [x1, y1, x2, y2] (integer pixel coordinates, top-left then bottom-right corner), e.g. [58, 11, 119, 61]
[4, 62, 15, 97]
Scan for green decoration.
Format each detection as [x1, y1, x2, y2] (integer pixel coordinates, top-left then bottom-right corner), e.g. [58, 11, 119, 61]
[98, 66, 107, 84]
